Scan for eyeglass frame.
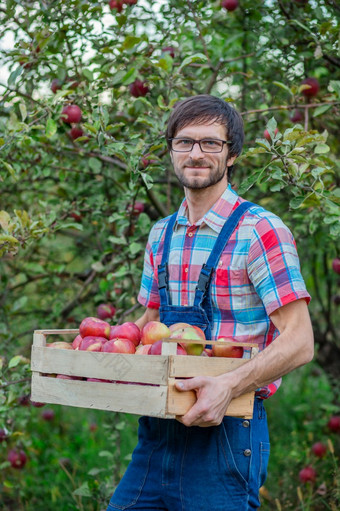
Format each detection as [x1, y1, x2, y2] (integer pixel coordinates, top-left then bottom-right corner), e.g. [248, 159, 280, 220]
[167, 137, 231, 153]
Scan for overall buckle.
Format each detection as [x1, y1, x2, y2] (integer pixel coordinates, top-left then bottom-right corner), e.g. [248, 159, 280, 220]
[158, 264, 168, 289]
[196, 264, 213, 292]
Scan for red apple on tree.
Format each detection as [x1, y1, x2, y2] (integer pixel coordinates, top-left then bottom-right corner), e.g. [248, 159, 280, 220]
[290, 109, 303, 123]
[129, 79, 149, 98]
[79, 317, 111, 339]
[311, 442, 327, 458]
[127, 201, 145, 216]
[69, 127, 84, 140]
[221, 0, 239, 11]
[264, 128, 279, 141]
[162, 46, 175, 58]
[109, 0, 123, 12]
[301, 77, 319, 97]
[97, 303, 116, 321]
[41, 409, 55, 421]
[212, 338, 244, 358]
[124, 0, 138, 4]
[0, 428, 8, 442]
[141, 321, 171, 345]
[61, 104, 82, 124]
[332, 258, 340, 275]
[51, 78, 62, 93]
[327, 415, 340, 433]
[109, 322, 141, 346]
[299, 465, 316, 484]
[7, 449, 27, 469]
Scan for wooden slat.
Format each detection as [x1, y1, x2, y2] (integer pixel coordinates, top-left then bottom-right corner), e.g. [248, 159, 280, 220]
[169, 355, 248, 377]
[31, 347, 169, 384]
[34, 329, 79, 336]
[167, 380, 254, 419]
[31, 373, 169, 417]
[161, 342, 177, 355]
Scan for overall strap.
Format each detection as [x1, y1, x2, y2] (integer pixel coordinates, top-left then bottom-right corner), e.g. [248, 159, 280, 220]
[157, 212, 178, 306]
[194, 201, 254, 307]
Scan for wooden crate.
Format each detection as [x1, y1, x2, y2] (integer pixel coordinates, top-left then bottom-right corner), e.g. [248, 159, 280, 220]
[31, 329, 258, 419]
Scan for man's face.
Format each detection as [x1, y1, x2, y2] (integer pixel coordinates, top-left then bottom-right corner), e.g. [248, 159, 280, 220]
[170, 122, 236, 190]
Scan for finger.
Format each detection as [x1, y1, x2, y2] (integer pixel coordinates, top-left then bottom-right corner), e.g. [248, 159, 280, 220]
[175, 377, 202, 392]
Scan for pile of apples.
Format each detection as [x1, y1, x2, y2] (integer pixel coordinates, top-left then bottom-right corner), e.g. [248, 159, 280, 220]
[47, 317, 244, 359]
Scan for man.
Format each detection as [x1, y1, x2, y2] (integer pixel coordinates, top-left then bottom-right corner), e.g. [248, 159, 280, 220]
[107, 95, 314, 510]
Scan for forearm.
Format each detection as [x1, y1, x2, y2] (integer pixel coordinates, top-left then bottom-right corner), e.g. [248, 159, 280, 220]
[134, 306, 160, 330]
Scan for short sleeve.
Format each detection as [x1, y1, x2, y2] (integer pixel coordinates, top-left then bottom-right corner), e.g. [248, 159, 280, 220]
[137, 224, 162, 309]
[247, 215, 311, 316]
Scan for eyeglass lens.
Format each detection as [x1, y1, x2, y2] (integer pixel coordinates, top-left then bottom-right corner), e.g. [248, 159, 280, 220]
[172, 138, 224, 153]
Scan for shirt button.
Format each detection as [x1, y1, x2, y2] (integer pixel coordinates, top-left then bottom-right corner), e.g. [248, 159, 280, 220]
[188, 232, 193, 237]
[243, 449, 251, 457]
[184, 268, 188, 273]
[242, 420, 250, 428]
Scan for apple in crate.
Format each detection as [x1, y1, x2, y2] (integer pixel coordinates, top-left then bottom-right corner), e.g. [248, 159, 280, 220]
[102, 338, 136, 354]
[79, 336, 107, 352]
[79, 317, 110, 339]
[212, 337, 244, 358]
[141, 321, 171, 345]
[149, 340, 187, 355]
[109, 322, 141, 346]
[46, 341, 73, 349]
[170, 326, 205, 356]
[72, 334, 83, 350]
[135, 344, 152, 355]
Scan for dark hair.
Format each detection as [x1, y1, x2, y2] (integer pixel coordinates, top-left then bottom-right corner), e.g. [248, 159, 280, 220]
[165, 95, 244, 180]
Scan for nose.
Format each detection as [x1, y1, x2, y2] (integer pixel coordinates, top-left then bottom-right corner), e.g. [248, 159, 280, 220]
[189, 141, 205, 158]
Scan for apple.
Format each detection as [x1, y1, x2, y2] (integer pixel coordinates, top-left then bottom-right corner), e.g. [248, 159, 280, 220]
[290, 109, 303, 123]
[109, 322, 141, 346]
[327, 416, 340, 433]
[109, 0, 123, 12]
[79, 336, 107, 352]
[169, 322, 191, 331]
[0, 428, 8, 442]
[87, 377, 113, 382]
[66, 77, 79, 89]
[127, 201, 145, 216]
[212, 338, 244, 358]
[72, 334, 83, 350]
[102, 338, 136, 354]
[30, 400, 45, 407]
[46, 341, 73, 349]
[301, 77, 319, 97]
[69, 127, 84, 140]
[264, 128, 279, 141]
[221, 0, 238, 11]
[56, 374, 76, 379]
[332, 258, 340, 275]
[79, 317, 111, 339]
[61, 104, 82, 124]
[170, 326, 205, 356]
[311, 442, 327, 458]
[51, 78, 62, 93]
[41, 409, 55, 421]
[135, 344, 152, 355]
[201, 348, 213, 357]
[7, 449, 27, 469]
[141, 154, 156, 169]
[299, 465, 316, 484]
[176, 345, 188, 355]
[149, 340, 187, 355]
[129, 79, 149, 98]
[162, 46, 175, 58]
[141, 321, 171, 345]
[97, 303, 116, 320]
[18, 395, 31, 406]
[124, 0, 138, 4]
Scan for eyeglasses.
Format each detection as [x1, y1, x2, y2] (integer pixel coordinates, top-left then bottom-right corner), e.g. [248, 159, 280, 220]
[168, 138, 229, 153]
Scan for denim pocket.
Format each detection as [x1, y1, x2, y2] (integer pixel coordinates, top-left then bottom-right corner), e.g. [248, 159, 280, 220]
[258, 441, 270, 488]
[219, 419, 250, 492]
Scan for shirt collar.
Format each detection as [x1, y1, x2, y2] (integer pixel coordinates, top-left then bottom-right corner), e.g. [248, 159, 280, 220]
[174, 184, 239, 233]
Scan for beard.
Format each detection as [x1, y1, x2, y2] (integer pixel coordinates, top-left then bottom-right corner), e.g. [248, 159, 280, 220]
[173, 158, 227, 190]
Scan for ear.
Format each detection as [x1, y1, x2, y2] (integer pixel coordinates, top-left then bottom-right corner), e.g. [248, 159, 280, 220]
[227, 154, 237, 167]
[170, 151, 174, 164]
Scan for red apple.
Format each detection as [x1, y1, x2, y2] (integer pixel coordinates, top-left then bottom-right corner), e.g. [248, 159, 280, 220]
[176, 345, 187, 355]
[56, 374, 77, 380]
[0, 428, 8, 442]
[30, 400, 45, 407]
[290, 109, 303, 123]
[69, 127, 84, 140]
[102, 338, 136, 354]
[7, 449, 27, 469]
[162, 46, 175, 58]
[46, 341, 73, 349]
[129, 79, 149, 98]
[79, 317, 111, 339]
[79, 336, 107, 352]
[124, 0, 137, 4]
[109, 322, 141, 346]
[109, 0, 123, 12]
[149, 340, 187, 355]
[311, 442, 327, 458]
[51, 78, 62, 93]
[41, 409, 55, 421]
[327, 416, 340, 433]
[212, 338, 244, 358]
[332, 258, 340, 275]
[135, 344, 152, 355]
[141, 321, 171, 345]
[61, 104, 82, 124]
[127, 201, 145, 216]
[299, 465, 316, 484]
[72, 334, 83, 350]
[264, 128, 279, 141]
[141, 154, 156, 169]
[87, 378, 113, 382]
[97, 303, 116, 320]
[169, 322, 191, 331]
[170, 326, 205, 356]
[301, 77, 319, 97]
[221, 0, 238, 11]
[18, 395, 31, 406]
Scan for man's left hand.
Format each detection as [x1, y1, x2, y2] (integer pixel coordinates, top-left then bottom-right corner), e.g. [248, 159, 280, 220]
[175, 375, 232, 427]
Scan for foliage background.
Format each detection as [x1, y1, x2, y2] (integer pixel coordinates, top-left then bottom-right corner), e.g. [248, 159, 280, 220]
[0, 0, 339, 509]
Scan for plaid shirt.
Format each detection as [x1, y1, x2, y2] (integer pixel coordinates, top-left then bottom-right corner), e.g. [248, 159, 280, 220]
[138, 184, 311, 398]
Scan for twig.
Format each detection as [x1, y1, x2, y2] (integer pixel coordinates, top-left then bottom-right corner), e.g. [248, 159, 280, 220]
[240, 101, 339, 116]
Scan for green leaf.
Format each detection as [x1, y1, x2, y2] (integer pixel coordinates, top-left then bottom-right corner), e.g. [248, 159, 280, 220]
[272, 82, 293, 96]
[45, 118, 57, 138]
[12, 296, 28, 312]
[314, 144, 330, 154]
[329, 80, 340, 97]
[121, 67, 138, 85]
[178, 53, 207, 72]
[129, 242, 142, 256]
[88, 157, 102, 173]
[82, 68, 93, 81]
[313, 104, 331, 117]
[289, 196, 306, 209]
[8, 355, 24, 369]
[8, 66, 23, 86]
[19, 103, 27, 121]
[121, 36, 141, 50]
[73, 482, 91, 497]
[237, 167, 267, 195]
[0, 160, 17, 180]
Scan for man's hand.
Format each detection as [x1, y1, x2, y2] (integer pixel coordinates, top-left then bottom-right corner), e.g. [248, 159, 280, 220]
[175, 375, 233, 427]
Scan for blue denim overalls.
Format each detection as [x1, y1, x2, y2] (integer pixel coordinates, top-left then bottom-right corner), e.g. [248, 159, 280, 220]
[108, 202, 270, 511]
